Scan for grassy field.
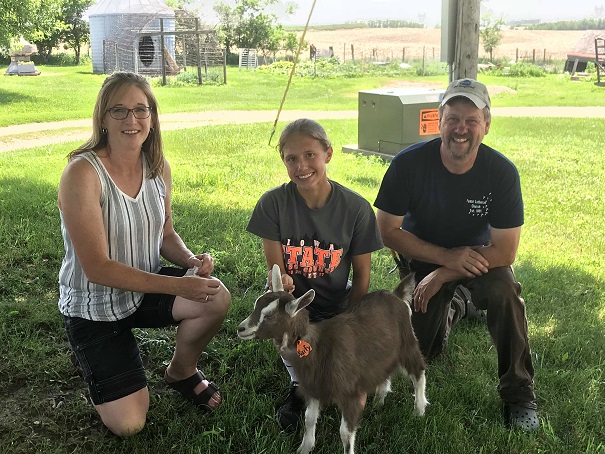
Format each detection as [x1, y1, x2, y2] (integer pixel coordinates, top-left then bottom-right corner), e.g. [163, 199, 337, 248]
[1, 64, 604, 128]
[0, 65, 604, 453]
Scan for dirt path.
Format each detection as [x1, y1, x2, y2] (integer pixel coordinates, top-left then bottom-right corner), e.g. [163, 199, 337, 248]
[0, 110, 358, 153]
[1, 107, 604, 153]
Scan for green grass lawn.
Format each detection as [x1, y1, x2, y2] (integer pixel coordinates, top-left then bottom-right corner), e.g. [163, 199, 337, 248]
[0, 109, 604, 452]
[1, 63, 604, 127]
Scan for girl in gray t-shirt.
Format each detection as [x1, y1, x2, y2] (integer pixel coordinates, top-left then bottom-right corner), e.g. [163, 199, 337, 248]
[246, 118, 383, 432]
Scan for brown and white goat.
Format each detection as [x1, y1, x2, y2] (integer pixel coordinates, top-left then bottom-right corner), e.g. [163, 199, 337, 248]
[237, 264, 428, 454]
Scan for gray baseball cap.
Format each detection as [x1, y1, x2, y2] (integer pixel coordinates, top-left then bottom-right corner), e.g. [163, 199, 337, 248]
[440, 78, 491, 109]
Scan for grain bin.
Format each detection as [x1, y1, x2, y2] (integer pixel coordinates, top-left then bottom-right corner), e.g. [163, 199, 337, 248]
[87, 0, 176, 74]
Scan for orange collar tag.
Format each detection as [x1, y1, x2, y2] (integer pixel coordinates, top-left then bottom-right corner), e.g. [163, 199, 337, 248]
[296, 339, 312, 358]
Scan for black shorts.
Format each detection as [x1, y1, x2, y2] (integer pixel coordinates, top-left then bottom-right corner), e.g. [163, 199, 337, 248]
[63, 267, 187, 405]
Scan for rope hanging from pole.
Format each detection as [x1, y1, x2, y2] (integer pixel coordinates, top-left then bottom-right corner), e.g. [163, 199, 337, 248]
[268, 0, 318, 145]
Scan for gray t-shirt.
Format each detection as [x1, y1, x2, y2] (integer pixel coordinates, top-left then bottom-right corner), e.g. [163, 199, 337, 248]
[247, 180, 383, 320]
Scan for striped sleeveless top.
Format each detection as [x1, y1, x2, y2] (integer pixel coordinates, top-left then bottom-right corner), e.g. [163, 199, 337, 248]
[58, 151, 166, 321]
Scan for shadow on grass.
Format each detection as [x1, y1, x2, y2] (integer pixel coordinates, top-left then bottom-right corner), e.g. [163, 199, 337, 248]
[0, 88, 35, 106]
[0, 175, 274, 453]
[1, 175, 604, 453]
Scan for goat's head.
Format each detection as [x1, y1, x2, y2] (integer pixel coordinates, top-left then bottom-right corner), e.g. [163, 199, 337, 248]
[237, 264, 315, 341]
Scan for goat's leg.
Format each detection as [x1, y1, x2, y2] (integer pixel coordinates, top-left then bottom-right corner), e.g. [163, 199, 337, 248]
[339, 417, 358, 454]
[297, 398, 320, 454]
[373, 378, 392, 406]
[338, 393, 366, 454]
[409, 370, 429, 416]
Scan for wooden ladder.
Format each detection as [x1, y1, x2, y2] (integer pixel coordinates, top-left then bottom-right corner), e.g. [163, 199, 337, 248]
[595, 38, 605, 86]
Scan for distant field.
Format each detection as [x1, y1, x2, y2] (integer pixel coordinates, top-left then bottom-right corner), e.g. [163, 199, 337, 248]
[297, 28, 585, 62]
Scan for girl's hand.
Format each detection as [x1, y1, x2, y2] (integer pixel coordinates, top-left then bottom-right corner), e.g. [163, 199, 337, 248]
[187, 253, 214, 277]
[266, 269, 295, 293]
[281, 273, 295, 294]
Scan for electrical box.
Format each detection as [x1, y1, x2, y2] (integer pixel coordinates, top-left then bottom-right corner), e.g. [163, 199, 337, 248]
[344, 87, 444, 159]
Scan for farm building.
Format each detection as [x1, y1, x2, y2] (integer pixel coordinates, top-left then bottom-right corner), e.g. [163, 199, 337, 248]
[564, 30, 605, 73]
[87, 0, 177, 75]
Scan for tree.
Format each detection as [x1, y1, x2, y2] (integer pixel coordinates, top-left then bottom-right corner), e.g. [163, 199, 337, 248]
[283, 31, 298, 60]
[164, 0, 195, 8]
[214, 2, 239, 58]
[25, 0, 66, 61]
[2, 0, 93, 63]
[0, 0, 34, 51]
[214, 0, 297, 59]
[61, 0, 94, 64]
[260, 23, 285, 61]
[480, 14, 504, 62]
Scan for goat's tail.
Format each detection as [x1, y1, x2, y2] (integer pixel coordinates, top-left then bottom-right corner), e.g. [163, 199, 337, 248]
[394, 272, 416, 303]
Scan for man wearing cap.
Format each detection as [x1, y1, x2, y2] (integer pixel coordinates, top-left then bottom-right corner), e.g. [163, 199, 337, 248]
[374, 78, 539, 431]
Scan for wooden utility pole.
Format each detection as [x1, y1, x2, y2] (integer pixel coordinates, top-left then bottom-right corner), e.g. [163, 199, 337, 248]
[441, 0, 480, 81]
[453, 0, 480, 80]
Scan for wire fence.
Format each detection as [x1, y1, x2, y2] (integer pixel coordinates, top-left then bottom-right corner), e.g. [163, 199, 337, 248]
[316, 44, 570, 64]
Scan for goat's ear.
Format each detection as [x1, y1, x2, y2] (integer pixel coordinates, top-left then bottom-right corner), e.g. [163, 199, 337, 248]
[271, 264, 284, 292]
[285, 289, 315, 317]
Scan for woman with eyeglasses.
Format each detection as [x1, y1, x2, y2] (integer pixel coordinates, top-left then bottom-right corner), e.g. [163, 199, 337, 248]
[57, 71, 230, 437]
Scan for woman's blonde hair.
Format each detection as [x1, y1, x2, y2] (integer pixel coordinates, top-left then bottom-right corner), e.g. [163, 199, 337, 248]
[278, 118, 332, 159]
[68, 71, 164, 178]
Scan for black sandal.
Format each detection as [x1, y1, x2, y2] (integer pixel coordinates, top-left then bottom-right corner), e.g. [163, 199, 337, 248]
[165, 370, 222, 411]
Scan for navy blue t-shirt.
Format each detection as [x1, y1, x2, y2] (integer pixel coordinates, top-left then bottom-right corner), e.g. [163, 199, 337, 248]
[374, 139, 523, 260]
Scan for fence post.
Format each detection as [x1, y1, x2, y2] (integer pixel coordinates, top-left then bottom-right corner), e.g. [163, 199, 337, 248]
[182, 36, 187, 69]
[543, 48, 546, 63]
[532, 49, 536, 63]
[351, 44, 355, 62]
[223, 48, 227, 84]
[160, 18, 166, 86]
[422, 45, 426, 76]
[516, 48, 519, 62]
[343, 43, 346, 62]
[402, 47, 405, 62]
[196, 18, 202, 85]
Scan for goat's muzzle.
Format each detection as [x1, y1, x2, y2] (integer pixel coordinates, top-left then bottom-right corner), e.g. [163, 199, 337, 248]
[237, 320, 257, 340]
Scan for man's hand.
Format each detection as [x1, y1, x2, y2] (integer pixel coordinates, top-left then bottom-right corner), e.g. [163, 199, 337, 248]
[443, 246, 489, 277]
[413, 270, 446, 313]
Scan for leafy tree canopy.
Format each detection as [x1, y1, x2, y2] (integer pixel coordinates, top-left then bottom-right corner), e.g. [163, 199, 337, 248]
[214, 0, 298, 58]
[1, 0, 93, 62]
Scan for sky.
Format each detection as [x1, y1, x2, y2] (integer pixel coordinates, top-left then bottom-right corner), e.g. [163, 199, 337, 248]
[194, 0, 604, 27]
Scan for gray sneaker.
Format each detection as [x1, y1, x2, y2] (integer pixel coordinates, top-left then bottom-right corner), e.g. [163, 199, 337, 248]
[454, 285, 487, 323]
[504, 401, 540, 431]
[276, 382, 304, 433]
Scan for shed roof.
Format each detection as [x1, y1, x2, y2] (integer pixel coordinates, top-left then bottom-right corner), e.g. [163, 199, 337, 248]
[87, 0, 174, 16]
[567, 30, 605, 58]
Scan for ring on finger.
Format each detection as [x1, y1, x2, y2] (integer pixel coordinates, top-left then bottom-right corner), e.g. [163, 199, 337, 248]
[205, 294, 209, 301]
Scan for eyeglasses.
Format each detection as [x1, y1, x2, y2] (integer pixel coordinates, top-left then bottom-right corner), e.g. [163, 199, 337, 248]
[107, 106, 152, 120]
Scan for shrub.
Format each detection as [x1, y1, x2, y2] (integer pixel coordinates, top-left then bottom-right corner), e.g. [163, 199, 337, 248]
[256, 57, 447, 78]
[149, 68, 224, 87]
[30, 52, 91, 66]
[492, 62, 546, 77]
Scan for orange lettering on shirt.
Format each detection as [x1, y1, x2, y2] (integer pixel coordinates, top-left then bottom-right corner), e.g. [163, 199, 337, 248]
[314, 248, 330, 267]
[300, 246, 315, 267]
[328, 249, 343, 272]
[284, 245, 302, 265]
